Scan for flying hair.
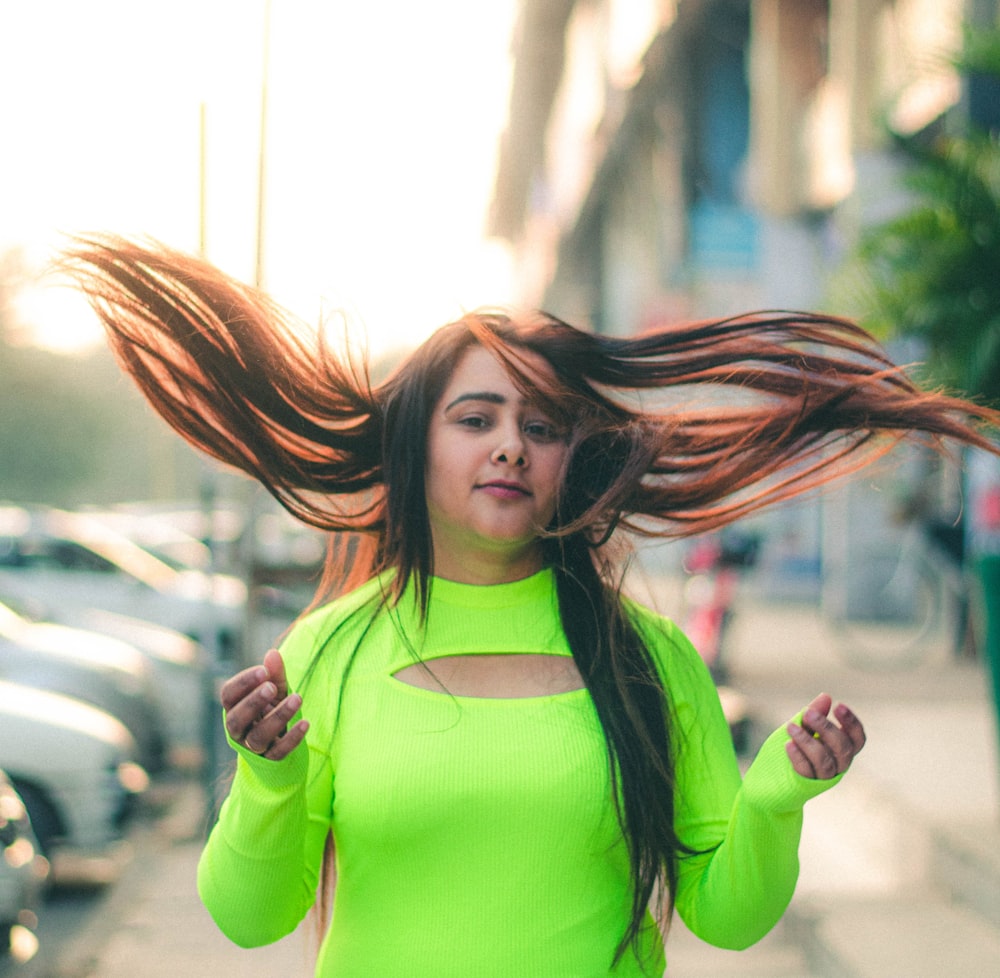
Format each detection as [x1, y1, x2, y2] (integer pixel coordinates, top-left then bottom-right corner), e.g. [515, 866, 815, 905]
[59, 235, 1000, 556]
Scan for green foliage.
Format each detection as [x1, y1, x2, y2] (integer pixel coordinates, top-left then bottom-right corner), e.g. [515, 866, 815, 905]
[835, 24, 1000, 406]
[958, 21, 1000, 75]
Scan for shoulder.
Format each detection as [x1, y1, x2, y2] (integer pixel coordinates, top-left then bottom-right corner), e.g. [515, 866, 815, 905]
[622, 596, 716, 694]
[622, 596, 696, 662]
[279, 575, 389, 684]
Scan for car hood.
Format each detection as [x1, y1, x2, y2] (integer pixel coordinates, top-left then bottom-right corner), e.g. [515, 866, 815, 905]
[0, 680, 136, 751]
[0, 611, 149, 680]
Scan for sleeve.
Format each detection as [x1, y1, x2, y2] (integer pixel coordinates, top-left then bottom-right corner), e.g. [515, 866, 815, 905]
[638, 609, 842, 950]
[196, 614, 337, 948]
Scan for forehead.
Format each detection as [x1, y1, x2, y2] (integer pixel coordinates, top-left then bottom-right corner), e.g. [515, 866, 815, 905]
[439, 345, 552, 402]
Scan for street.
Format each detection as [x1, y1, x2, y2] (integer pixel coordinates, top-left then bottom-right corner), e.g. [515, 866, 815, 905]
[1, 783, 184, 978]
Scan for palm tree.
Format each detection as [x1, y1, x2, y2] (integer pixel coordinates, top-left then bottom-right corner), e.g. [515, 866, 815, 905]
[838, 22, 1000, 777]
[840, 24, 1000, 407]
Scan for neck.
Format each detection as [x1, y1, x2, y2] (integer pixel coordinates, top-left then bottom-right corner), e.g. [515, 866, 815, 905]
[430, 546, 544, 586]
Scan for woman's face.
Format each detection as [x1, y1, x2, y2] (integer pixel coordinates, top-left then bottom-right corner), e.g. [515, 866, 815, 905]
[424, 345, 569, 583]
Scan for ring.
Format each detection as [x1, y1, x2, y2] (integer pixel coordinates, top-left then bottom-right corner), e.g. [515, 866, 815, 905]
[242, 735, 260, 754]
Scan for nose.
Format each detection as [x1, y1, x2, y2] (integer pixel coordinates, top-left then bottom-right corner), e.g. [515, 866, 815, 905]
[491, 426, 526, 467]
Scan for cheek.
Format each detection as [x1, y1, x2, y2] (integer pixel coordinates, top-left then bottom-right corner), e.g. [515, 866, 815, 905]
[426, 438, 455, 485]
[424, 436, 462, 509]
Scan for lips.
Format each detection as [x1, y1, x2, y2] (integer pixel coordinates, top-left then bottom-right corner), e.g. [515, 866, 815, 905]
[477, 480, 531, 499]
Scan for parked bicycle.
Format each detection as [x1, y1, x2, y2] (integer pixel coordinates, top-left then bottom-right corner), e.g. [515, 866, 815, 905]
[822, 514, 975, 671]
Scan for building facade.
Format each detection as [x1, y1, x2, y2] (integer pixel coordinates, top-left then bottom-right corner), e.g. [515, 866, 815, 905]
[491, 0, 971, 330]
[490, 0, 988, 600]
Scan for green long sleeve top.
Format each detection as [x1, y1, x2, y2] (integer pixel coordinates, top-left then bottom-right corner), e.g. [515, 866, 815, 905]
[198, 569, 840, 977]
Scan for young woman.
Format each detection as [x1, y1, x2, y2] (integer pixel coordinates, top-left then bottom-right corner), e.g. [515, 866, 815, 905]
[64, 236, 1000, 976]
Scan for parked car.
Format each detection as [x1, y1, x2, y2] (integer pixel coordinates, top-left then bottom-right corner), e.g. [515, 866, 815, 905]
[91, 500, 326, 578]
[0, 769, 48, 965]
[0, 505, 246, 660]
[0, 600, 168, 774]
[0, 680, 148, 861]
[77, 609, 208, 770]
[85, 502, 324, 616]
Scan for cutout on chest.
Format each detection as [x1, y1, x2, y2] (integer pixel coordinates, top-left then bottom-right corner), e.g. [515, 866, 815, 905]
[392, 653, 585, 699]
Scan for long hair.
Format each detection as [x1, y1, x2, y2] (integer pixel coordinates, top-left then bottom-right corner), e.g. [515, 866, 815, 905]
[61, 235, 1000, 960]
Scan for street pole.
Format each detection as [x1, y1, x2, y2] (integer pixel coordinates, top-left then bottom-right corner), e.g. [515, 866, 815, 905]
[195, 98, 227, 824]
[239, 0, 273, 669]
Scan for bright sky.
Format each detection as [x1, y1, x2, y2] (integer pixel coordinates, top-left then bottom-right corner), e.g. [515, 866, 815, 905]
[1, 0, 518, 357]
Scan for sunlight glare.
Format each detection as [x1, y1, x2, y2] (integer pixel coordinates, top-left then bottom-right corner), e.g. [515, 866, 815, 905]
[0, 1, 518, 360]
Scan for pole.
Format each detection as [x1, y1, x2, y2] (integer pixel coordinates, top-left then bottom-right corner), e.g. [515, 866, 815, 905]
[239, 0, 273, 671]
[195, 99, 226, 824]
[255, 0, 272, 291]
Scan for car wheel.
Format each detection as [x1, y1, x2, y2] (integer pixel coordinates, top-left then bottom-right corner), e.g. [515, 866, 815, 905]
[7, 781, 62, 857]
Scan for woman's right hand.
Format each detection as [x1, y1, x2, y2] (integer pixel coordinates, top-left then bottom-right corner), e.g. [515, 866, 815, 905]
[221, 648, 309, 761]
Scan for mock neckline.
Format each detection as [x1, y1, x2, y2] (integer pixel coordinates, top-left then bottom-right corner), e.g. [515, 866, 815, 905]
[421, 567, 555, 610]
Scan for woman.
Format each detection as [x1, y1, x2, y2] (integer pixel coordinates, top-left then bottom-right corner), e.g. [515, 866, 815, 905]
[64, 237, 999, 976]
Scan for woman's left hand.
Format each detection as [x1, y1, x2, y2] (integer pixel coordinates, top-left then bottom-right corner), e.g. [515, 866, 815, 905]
[786, 693, 866, 779]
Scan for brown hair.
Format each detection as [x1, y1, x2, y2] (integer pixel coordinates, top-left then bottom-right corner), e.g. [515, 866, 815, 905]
[62, 235, 999, 962]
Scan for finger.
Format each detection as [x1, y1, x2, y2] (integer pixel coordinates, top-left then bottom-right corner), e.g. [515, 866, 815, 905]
[833, 703, 867, 755]
[804, 691, 833, 720]
[802, 708, 854, 775]
[262, 648, 289, 699]
[260, 718, 310, 761]
[802, 703, 865, 774]
[224, 679, 280, 743]
[220, 665, 270, 711]
[785, 737, 817, 778]
[786, 695, 867, 779]
[786, 719, 839, 779]
[243, 692, 303, 752]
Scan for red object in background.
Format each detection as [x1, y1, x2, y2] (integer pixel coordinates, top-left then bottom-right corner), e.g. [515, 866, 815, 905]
[682, 563, 738, 677]
[978, 487, 1000, 531]
[681, 533, 757, 682]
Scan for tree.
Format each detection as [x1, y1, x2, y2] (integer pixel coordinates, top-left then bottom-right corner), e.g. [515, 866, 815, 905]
[838, 25, 1000, 407]
[836, 22, 1000, 780]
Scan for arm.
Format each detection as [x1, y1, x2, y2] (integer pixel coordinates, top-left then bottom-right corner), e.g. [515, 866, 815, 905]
[674, 699, 861, 948]
[197, 643, 335, 948]
[645, 616, 864, 949]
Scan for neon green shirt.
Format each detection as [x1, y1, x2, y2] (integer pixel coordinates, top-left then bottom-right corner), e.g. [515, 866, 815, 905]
[198, 569, 838, 976]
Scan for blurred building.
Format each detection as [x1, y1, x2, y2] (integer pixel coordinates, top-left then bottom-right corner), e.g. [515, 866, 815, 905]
[489, 0, 993, 598]
[491, 0, 980, 324]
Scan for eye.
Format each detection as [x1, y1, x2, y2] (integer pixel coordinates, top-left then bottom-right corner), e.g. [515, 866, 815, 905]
[524, 419, 563, 442]
[457, 413, 490, 429]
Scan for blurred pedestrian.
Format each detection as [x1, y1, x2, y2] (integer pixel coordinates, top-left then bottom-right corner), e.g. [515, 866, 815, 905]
[64, 237, 1000, 977]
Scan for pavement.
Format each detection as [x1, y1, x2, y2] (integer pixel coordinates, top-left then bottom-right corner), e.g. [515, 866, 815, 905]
[37, 579, 1000, 978]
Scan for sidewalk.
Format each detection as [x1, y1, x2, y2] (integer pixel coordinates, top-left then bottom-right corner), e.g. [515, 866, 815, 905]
[72, 592, 1000, 978]
[725, 596, 1000, 978]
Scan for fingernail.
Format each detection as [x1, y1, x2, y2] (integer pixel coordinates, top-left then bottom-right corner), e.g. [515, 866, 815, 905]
[262, 682, 276, 698]
[804, 709, 821, 725]
[254, 667, 267, 682]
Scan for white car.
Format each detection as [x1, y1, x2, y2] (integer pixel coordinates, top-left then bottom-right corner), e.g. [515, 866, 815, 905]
[0, 769, 48, 965]
[79, 609, 209, 770]
[0, 680, 148, 860]
[0, 601, 168, 774]
[0, 505, 246, 660]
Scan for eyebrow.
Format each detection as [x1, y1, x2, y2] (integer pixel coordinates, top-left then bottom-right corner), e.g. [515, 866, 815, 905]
[443, 391, 507, 412]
